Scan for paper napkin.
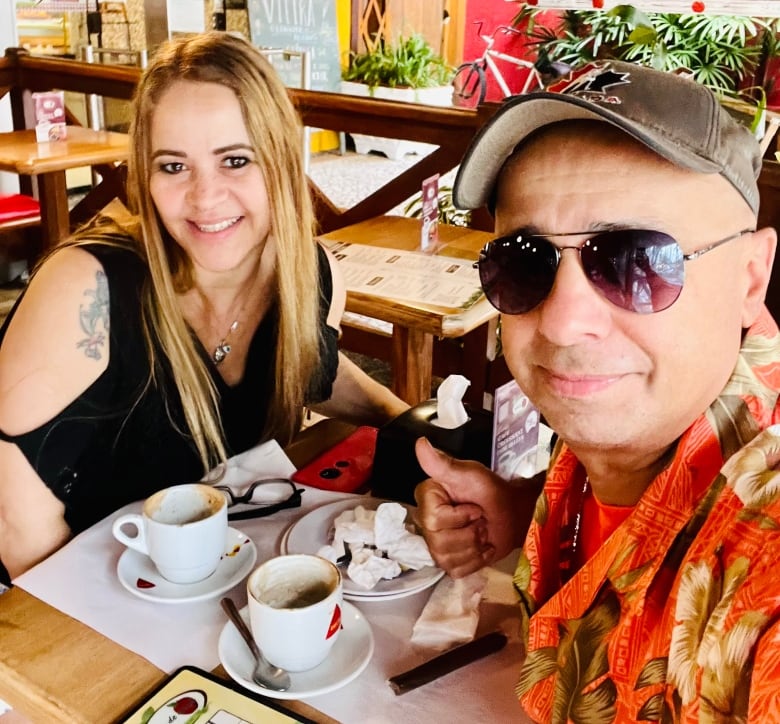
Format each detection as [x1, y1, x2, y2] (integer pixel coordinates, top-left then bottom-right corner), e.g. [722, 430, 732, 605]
[318, 502, 435, 589]
[202, 438, 296, 490]
[411, 571, 488, 650]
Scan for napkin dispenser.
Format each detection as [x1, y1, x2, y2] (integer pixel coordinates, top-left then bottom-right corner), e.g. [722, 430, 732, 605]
[370, 399, 493, 505]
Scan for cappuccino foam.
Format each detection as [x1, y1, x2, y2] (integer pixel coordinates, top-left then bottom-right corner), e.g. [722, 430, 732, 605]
[260, 581, 333, 609]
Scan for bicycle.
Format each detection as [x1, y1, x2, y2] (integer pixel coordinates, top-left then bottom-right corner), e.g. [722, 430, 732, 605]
[452, 22, 541, 108]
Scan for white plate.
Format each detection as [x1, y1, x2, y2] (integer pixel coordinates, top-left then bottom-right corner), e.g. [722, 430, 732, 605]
[117, 527, 257, 604]
[282, 498, 444, 600]
[279, 525, 435, 603]
[218, 602, 373, 700]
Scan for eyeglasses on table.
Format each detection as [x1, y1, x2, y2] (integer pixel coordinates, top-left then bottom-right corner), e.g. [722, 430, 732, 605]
[213, 478, 303, 520]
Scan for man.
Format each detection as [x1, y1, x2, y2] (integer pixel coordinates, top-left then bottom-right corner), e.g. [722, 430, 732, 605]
[415, 60, 780, 720]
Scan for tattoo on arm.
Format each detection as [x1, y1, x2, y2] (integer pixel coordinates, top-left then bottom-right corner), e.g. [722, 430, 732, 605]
[76, 270, 110, 360]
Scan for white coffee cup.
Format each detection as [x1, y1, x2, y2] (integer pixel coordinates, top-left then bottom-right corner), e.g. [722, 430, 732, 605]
[247, 554, 342, 672]
[112, 483, 228, 584]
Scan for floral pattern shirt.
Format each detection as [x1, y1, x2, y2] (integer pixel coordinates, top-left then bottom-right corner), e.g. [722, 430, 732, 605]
[514, 308, 780, 723]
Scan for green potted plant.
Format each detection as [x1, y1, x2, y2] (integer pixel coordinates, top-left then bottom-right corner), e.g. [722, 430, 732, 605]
[514, 4, 777, 98]
[514, 5, 779, 142]
[341, 34, 455, 159]
[342, 34, 453, 100]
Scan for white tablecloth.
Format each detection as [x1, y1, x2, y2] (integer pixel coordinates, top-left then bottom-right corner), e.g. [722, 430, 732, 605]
[15, 443, 532, 723]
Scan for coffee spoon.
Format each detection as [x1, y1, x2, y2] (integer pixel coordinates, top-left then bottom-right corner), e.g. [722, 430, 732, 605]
[220, 597, 291, 691]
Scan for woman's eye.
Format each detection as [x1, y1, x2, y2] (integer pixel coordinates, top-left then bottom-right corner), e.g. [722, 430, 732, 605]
[159, 161, 185, 174]
[224, 156, 251, 169]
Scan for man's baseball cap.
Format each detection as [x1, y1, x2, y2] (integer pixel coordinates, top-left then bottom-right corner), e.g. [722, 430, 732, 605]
[453, 60, 762, 215]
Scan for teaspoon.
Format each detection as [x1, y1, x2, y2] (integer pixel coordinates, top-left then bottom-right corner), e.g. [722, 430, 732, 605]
[220, 596, 291, 691]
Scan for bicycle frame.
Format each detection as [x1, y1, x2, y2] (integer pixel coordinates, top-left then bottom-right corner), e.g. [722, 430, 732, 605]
[482, 43, 539, 96]
[452, 23, 540, 109]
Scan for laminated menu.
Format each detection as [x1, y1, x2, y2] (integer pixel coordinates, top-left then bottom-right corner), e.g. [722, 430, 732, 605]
[323, 240, 484, 311]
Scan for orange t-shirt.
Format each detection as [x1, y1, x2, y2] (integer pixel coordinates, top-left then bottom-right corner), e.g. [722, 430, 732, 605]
[513, 307, 780, 722]
[576, 488, 634, 569]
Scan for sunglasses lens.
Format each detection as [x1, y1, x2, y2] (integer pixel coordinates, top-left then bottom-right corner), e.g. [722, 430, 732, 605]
[479, 237, 559, 314]
[581, 230, 684, 313]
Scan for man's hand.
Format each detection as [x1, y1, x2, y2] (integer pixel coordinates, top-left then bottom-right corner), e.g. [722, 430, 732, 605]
[414, 437, 524, 578]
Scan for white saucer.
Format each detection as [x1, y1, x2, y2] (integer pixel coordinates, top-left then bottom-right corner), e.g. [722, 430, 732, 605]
[281, 498, 444, 600]
[218, 602, 374, 699]
[117, 527, 257, 604]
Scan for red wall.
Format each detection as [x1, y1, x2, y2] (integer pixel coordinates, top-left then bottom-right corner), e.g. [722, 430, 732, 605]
[461, 0, 556, 101]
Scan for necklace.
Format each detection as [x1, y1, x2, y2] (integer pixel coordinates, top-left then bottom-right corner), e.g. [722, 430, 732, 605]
[213, 319, 239, 365]
[560, 474, 590, 583]
[209, 292, 249, 367]
[198, 269, 257, 366]
[570, 476, 590, 560]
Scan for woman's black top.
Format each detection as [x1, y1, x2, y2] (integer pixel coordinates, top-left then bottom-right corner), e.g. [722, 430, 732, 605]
[0, 242, 338, 538]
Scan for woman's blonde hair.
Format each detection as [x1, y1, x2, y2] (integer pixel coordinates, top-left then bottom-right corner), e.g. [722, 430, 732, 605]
[72, 32, 321, 473]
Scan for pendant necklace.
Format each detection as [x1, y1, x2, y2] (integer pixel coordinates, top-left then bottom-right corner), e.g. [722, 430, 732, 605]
[213, 319, 240, 365]
[210, 284, 252, 366]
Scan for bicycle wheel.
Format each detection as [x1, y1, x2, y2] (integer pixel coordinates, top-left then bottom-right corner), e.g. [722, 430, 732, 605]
[452, 62, 486, 108]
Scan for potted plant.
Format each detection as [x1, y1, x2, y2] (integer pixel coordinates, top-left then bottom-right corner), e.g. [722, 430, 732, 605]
[341, 34, 454, 159]
[514, 4, 778, 98]
[513, 5, 779, 142]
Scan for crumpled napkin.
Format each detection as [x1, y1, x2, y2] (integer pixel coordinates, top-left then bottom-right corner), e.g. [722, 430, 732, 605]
[411, 571, 488, 650]
[348, 548, 401, 589]
[318, 502, 435, 589]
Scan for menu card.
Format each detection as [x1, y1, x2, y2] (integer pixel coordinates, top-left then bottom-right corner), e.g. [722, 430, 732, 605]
[119, 666, 314, 723]
[420, 174, 441, 254]
[32, 90, 67, 142]
[323, 240, 484, 311]
[491, 379, 541, 480]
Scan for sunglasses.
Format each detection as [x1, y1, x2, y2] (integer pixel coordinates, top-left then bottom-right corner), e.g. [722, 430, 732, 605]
[476, 227, 755, 315]
[213, 478, 303, 521]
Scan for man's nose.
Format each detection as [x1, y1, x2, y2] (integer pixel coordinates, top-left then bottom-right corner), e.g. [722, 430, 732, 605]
[535, 249, 613, 344]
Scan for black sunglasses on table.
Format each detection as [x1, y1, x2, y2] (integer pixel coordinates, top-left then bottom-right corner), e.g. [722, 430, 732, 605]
[213, 478, 303, 521]
[476, 227, 755, 315]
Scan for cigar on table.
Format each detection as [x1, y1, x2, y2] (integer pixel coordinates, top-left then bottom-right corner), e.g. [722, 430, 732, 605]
[388, 631, 508, 695]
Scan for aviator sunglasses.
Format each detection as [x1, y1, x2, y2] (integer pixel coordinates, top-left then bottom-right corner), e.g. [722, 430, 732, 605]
[476, 227, 755, 315]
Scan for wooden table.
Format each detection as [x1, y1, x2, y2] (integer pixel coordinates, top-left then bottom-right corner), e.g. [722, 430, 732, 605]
[318, 216, 497, 406]
[0, 127, 129, 252]
[0, 420, 354, 724]
[0, 419, 530, 723]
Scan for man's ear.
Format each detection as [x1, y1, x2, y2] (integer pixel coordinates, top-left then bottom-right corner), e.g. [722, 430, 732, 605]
[742, 226, 778, 327]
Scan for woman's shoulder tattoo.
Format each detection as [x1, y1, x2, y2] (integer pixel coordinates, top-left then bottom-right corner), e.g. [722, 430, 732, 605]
[77, 270, 110, 360]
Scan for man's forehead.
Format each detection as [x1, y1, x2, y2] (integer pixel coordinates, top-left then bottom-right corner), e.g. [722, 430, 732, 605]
[497, 122, 671, 198]
[494, 125, 752, 233]
[509, 119, 657, 162]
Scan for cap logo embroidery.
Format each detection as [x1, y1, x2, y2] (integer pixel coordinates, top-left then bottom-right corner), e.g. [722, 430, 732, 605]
[548, 62, 631, 105]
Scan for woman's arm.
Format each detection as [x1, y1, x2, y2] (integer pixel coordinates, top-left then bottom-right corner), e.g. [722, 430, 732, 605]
[311, 351, 409, 426]
[0, 247, 110, 578]
[311, 245, 409, 426]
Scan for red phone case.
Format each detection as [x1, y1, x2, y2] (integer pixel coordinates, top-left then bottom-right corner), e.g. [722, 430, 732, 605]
[292, 426, 378, 493]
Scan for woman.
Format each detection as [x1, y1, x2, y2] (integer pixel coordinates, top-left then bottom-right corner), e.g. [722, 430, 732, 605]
[0, 32, 407, 582]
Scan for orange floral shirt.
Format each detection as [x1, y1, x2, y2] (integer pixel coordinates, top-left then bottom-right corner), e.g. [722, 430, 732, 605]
[514, 308, 780, 722]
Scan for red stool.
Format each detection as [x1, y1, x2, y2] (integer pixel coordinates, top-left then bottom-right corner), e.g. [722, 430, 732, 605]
[0, 194, 41, 231]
